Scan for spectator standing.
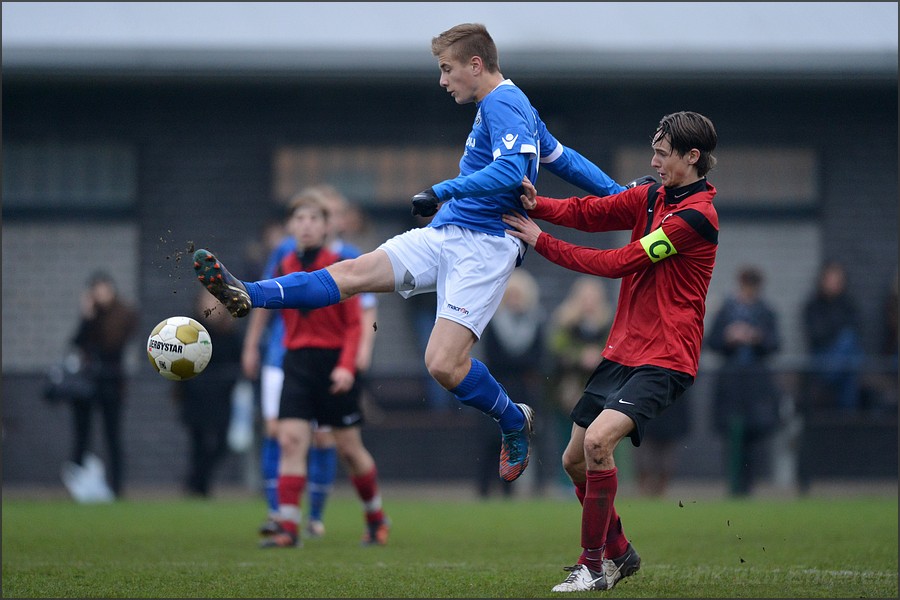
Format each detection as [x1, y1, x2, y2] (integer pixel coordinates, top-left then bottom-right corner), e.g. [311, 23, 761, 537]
[706, 266, 782, 496]
[69, 271, 138, 499]
[547, 276, 614, 490]
[802, 260, 864, 411]
[174, 291, 242, 497]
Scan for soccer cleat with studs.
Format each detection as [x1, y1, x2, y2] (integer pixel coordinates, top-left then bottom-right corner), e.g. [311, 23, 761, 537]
[257, 520, 300, 549]
[360, 519, 390, 546]
[258, 530, 299, 548]
[193, 248, 252, 318]
[258, 517, 282, 537]
[499, 403, 534, 482]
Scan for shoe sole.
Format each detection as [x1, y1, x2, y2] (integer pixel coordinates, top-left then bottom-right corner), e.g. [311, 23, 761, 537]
[499, 403, 535, 482]
[193, 249, 251, 318]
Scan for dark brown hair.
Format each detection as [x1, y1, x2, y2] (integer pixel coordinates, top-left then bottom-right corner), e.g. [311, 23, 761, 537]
[653, 111, 718, 176]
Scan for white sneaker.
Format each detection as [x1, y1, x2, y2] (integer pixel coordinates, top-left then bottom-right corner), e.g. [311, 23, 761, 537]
[551, 564, 607, 592]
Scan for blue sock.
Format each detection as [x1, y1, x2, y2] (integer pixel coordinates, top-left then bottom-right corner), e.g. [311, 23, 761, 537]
[451, 358, 524, 433]
[261, 436, 280, 514]
[244, 270, 341, 309]
[307, 445, 338, 522]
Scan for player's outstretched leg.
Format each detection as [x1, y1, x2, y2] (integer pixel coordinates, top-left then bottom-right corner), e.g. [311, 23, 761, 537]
[499, 403, 534, 482]
[193, 249, 251, 318]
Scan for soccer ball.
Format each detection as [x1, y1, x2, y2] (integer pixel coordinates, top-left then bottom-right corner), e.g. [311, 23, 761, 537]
[146, 316, 212, 381]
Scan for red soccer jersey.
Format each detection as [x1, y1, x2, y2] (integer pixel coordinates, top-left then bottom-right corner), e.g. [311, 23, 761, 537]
[530, 180, 718, 376]
[276, 247, 362, 374]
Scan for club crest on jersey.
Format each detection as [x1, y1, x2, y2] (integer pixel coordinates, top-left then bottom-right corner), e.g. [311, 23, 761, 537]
[474, 108, 482, 127]
[502, 133, 519, 150]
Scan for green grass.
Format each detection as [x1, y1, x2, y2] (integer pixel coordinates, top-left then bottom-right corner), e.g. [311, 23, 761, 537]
[2, 492, 897, 598]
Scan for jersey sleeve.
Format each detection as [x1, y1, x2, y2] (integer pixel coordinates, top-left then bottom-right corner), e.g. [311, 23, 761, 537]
[530, 188, 644, 232]
[487, 93, 539, 160]
[533, 210, 713, 278]
[432, 153, 527, 200]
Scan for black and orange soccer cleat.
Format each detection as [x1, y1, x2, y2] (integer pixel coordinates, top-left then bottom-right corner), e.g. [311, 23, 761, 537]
[193, 249, 252, 318]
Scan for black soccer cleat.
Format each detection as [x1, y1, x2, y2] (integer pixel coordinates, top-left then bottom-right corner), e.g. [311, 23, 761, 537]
[193, 248, 252, 318]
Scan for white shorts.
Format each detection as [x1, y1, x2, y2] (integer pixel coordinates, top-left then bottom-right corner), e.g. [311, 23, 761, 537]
[260, 364, 284, 421]
[378, 224, 525, 338]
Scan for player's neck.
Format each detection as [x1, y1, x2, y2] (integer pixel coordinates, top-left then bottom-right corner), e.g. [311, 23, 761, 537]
[476, 72, 506, 102]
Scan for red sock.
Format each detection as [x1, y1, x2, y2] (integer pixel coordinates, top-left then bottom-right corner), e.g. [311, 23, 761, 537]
[574, 480, 586, 505]
[604, 511, 630, 559]
[277, 475, 305, 536]
[580, 468, 617, 570]
[577, 547, 605, 573]
[351, 467, 385, 524]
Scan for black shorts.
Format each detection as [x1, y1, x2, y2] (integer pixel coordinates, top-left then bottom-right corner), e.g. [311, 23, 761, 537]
[570, 359, 693, 447]
[279, 348, 363, 428]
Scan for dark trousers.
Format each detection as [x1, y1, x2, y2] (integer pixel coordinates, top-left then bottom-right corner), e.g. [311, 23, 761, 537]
[70, 377, 124, 496]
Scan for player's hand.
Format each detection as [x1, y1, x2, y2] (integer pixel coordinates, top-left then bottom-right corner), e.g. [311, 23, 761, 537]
[411, 188, 441, 217]
[329, 366, 355, 395]
[625, 175, 657, 189]
[520, 176, 537, 210]
[502, 211, 543, 247]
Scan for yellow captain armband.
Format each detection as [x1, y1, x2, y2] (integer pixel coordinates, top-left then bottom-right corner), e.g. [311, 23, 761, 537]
[640, 228, 678, 263]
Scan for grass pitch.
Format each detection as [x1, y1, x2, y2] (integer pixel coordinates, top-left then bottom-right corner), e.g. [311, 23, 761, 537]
[2, 490, 897, 598]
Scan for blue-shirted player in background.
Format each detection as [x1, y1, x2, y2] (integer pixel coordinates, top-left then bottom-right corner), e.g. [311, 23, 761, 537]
[243, 184, 378, 540]
[196, 22, 637, 484]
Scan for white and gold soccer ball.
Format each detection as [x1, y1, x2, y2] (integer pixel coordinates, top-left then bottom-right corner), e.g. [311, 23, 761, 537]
[146, 316, 212, 381]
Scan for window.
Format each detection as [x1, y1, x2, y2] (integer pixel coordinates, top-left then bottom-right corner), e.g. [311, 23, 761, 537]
[273, 145, 460, 206]
[615, 146, 818, 212]
[3, 141, 137, 211]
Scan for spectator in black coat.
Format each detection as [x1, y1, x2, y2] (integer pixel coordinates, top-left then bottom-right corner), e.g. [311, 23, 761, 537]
[707, 266, 782, 496]
[174, 291, 243, 497]
[802, 260, 864, 411]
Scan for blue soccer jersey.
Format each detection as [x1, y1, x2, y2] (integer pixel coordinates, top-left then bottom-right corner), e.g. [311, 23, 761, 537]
[430, 80, 623, 237]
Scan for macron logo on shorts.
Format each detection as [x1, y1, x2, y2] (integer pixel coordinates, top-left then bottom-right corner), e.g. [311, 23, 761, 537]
[447, 302, 470, 316]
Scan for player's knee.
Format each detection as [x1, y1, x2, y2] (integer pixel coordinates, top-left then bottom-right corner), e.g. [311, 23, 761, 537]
[561, 453, 582, 480]
[583, 429, 614, 464]
[424, 357, 457, 390]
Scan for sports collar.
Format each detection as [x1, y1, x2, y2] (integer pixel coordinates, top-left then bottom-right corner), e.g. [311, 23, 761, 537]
[664, 178, 707, 204]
